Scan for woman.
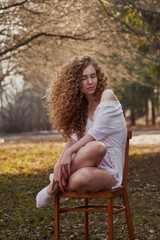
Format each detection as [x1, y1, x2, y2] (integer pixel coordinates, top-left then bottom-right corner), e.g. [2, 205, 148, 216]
[36, 55, 127, 208]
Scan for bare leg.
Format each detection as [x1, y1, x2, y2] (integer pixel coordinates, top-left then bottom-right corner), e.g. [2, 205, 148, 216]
[71, 141, 107, 173]
[36, 141, 107, 208]
[47, 141, 107, 194]
[66, 167, 117, 193]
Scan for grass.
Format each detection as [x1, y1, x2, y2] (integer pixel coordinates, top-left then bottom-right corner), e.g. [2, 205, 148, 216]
[0, 141, 160, 240]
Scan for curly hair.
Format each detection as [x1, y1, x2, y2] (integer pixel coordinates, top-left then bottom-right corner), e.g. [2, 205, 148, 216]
[47, 55, 107, 140]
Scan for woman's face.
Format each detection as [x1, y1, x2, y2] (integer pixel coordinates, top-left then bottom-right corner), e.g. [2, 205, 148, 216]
[80, 64, 98, 96]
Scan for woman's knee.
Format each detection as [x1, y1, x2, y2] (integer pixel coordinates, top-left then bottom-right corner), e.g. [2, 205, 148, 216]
[67, 168, 92, 192]
[85, 141, 107, 163]
[96, 141, 107, 157]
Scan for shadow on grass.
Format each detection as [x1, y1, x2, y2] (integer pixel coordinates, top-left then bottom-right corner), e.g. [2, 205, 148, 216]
[0, 152, 160, 240]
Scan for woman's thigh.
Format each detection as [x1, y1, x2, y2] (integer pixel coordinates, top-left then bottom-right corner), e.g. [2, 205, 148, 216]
[71, 141, 107, 174]
[66, 167, 117, 193]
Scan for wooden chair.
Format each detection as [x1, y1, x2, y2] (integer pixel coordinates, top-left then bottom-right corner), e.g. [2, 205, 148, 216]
[54, 130, 135, 240]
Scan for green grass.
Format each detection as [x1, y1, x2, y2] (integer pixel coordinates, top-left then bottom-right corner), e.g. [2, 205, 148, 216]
[0, 141, 160, 239]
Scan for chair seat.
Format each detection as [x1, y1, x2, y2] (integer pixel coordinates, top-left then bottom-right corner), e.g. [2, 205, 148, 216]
[56, 185, 125, 199]
[56, 186, 126, 215]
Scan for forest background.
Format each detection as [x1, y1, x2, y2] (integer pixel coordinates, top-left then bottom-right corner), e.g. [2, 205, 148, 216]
[0, 0, 160, 133]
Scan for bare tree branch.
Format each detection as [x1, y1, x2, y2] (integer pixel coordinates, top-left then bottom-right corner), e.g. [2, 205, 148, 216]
[0, 32, 94, 57]
[0, 0, 28, 10]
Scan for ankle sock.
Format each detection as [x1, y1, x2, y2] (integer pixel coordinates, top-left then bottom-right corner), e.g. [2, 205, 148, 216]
[49, 173, 54, 182]
[36, 186, 53, 208]
[36, 173, 54, 209]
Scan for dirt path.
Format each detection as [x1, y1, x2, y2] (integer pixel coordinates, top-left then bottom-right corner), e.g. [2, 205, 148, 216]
[0, 130, 160, 145]
[131, 130, 160, 145]
[131, 134, 160, 145]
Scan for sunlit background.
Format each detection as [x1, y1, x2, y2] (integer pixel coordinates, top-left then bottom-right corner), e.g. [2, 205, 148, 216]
[0, 0, 159, 135]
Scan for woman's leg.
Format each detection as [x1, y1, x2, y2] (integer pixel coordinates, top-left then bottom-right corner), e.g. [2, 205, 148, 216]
[36, 141, 106, 208]
[66, 167, 117, 193]
[71, 141, 107, 173]
[47, 141, 106, 194]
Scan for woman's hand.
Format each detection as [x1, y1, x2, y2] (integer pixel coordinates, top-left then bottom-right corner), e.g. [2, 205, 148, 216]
[53, 149, 72, 192]
[60, 149, 72, 182]
[52, 163, 65, 192]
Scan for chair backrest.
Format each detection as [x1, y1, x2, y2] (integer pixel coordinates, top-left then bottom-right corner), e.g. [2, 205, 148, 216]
[122, 130, 132, 187]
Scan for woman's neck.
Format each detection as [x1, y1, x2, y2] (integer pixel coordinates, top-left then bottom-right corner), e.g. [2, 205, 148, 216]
[85, 94, 96, 105]
[86, 95, 99, 120]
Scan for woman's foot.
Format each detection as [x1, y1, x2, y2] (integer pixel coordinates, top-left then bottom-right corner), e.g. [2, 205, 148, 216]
[36, 173, 56, 208]
[36, 186, 53, 208]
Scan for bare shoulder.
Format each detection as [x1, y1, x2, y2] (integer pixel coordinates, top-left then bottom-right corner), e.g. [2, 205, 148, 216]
[100, 89, 118, 102]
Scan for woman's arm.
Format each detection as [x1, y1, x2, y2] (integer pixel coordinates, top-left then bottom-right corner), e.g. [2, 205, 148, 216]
[53, 134, 95, 192]
[53, 138, 77, 191]
[67, 134, 95, 156]
[64, 90, 117, 155]
[60, 134, 95, 179]
[55, 138, 77, 167]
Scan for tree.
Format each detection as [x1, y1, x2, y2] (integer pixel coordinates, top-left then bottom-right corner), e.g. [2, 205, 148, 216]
[0, 0, 136, 91]
[0, 0, 98, 90]
[98, 0, 160, 82]
[0, 80, 50, 133]
[99, 0, 160, 125]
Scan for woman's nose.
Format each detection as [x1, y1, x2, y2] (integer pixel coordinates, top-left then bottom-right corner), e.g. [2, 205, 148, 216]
[88, 77, 93, 84]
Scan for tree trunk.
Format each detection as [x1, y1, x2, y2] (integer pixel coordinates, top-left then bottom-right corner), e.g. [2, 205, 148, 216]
[130, 109, 136, 126]
[145, 100, 149, 126]
[151, 100, 156, 125]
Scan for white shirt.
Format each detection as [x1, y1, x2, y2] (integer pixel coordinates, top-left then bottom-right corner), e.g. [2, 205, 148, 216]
[71, 100, 127, 189]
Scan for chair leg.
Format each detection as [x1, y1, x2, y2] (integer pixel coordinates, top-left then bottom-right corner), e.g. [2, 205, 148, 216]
[55, 196, 60, 240]
[107, 198, 114, 240]
[123, 192, 135, 240]
[84, 198, 89, 240]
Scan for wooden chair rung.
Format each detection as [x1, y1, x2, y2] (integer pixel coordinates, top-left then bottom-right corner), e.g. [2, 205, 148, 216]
[59, 204, 126, 214]
[59, 207, 108, 213]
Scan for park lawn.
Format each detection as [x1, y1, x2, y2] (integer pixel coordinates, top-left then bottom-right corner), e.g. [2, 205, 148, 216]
[0, 141, 160, 240]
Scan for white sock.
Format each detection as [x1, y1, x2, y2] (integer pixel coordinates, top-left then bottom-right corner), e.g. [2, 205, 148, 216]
[49, 173, 54, 182]
[36, 186, 53, 208]
[36, 173, 54, 208]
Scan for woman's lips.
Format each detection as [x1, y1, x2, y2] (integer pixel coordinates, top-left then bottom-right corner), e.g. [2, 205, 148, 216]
[87, 86, 94, 90]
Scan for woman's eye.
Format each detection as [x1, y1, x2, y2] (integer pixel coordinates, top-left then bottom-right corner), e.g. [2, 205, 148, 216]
[91, 74, 96, 78]
[81, 77, 86, 81]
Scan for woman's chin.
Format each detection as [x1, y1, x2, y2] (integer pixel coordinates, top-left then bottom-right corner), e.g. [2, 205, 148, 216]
[87, 89, 96, 94]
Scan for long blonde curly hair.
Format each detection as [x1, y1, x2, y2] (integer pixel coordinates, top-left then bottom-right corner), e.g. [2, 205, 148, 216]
[47, 55, 107, 140]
